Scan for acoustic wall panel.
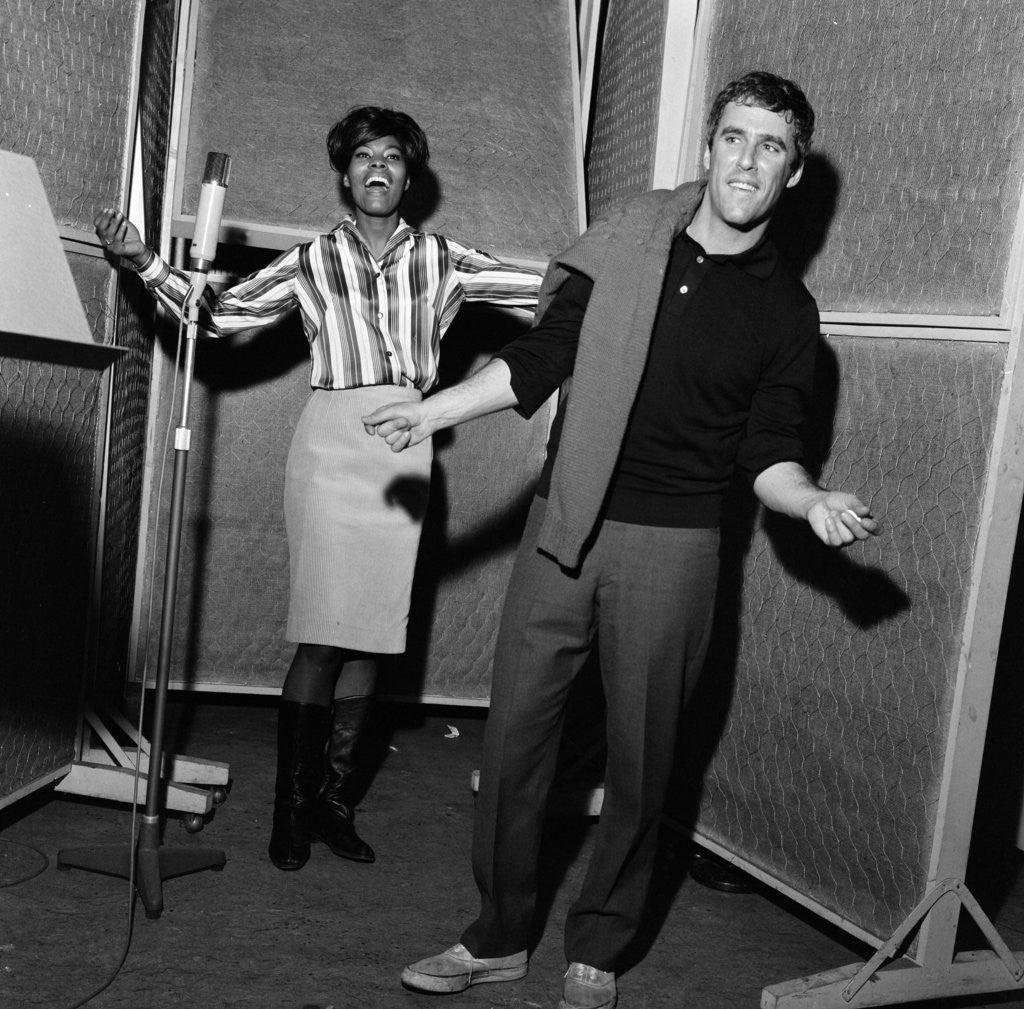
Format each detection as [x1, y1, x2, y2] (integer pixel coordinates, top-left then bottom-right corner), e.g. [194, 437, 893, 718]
[1, 0, 154, 807]
[138, 319, 310, 690]
[586, 0, 666, 219]
[696, 0, 1024, 316]
[382, 308, 552, 702]
[134, 0, 580, 699]
[91, 3, 175, 704]
[681, 335, 1004, 943]
[175, 0, 580, 262]
[137, 0, 176, 247]
[0, 0, 142, 231]
[0, 348, 107, 805]
[96, 1, 178, 702]
[138, 301, 549, 697]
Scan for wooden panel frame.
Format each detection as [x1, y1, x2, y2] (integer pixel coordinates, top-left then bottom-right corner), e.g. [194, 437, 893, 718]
[665, 0, 1024, 1002]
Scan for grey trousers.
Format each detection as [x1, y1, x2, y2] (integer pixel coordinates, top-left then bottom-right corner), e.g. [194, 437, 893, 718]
[461, 496, 720, 970]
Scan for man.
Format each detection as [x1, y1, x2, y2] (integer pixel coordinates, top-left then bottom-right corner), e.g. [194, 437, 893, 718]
[363, 72, 878, 1009]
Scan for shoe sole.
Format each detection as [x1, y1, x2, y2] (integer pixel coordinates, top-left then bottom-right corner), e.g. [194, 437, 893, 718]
[557, 998, 617, 1009]
[401, 963, 528, 993]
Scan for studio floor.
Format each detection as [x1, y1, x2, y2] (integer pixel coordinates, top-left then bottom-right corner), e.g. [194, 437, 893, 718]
[3, 696, 1024, 1009]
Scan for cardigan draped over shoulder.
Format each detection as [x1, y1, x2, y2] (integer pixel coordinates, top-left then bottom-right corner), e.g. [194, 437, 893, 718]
[534, 181, 708, 569]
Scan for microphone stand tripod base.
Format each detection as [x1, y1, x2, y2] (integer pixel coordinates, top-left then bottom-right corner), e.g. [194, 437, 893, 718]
[57, 814, 225, 920]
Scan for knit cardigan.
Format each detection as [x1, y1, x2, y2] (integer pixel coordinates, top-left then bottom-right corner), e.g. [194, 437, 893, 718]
[534, 180, 708, 569]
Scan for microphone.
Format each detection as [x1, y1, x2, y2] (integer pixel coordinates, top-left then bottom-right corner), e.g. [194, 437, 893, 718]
[188, 151, 231, 298]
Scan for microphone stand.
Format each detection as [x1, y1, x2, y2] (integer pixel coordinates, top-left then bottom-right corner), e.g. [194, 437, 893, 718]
[58, 280, 226, 919]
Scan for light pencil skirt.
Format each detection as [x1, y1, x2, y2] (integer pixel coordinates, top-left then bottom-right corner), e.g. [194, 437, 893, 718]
[284, 385, 431, 654]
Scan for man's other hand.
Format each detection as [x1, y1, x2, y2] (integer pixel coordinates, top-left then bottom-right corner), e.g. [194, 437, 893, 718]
[807, 493, 879, 547]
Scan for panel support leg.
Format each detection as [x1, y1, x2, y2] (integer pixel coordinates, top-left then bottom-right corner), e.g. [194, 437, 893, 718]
[763, 878, 1024, 1008]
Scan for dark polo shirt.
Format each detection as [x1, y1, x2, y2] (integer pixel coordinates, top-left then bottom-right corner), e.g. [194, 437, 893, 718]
[498, 230, 820, 528]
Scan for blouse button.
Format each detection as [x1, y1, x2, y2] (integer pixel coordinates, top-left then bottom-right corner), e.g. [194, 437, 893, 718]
[696, 256, 704, 264]
[679, 285, 689, 294]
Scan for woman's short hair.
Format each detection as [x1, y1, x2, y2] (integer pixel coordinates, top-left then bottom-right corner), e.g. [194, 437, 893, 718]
[327, 107, 430, 178]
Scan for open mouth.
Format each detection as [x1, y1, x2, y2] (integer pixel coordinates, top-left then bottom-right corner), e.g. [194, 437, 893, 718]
[365, 175, 392, 192]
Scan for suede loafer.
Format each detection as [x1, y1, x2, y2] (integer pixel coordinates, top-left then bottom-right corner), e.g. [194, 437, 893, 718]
[401, 943, 528, 993]
[558, 962, 617, 1009]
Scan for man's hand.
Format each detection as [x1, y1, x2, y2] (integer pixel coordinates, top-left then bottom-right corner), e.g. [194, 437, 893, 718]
[754, 461, 879, 548]
[94, 208, 149, 266]
[805, 491, 879, 547]
[363, 358, 520, 453]
[363, 402, 435, 453]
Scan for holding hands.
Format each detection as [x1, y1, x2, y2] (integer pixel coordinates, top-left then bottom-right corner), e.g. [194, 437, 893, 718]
[362, 402, 435, 453]
[94, 208, 149, 267]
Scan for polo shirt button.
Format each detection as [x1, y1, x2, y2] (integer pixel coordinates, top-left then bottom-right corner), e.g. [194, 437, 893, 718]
[679, 285, 688, 294]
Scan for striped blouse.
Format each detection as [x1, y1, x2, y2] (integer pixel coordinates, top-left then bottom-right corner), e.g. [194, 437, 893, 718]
[135, 217, 542, 392]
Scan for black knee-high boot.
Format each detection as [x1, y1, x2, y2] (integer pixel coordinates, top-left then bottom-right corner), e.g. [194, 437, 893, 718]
[311, 696, 375, 863]
[268, 700, 332, 871]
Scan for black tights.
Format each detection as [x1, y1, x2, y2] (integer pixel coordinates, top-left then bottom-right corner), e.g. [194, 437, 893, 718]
[280, 643, 377, 707]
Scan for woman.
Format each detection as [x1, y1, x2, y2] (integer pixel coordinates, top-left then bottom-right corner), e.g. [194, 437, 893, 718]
[95, 107, 541, 871]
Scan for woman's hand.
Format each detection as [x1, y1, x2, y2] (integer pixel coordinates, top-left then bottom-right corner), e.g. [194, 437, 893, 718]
[94, 208, 149, 266]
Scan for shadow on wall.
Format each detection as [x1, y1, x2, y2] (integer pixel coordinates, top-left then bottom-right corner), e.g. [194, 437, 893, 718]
[381, 302, 540, 698]
[665, 149, 911, 878]
[768, 151, 839, 280]
[969, 511, 1024, 923]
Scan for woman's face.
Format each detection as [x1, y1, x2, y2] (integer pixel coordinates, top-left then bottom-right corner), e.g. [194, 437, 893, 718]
[343, 134, 410, 219]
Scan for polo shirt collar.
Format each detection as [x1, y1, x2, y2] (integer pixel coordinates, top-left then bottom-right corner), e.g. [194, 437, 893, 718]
[683, 229, 778, 280]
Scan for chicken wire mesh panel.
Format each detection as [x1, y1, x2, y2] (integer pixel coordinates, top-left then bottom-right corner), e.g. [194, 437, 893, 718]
[0, 351, 106, 801]
[1, 0, 142, 229]
[698, 0, 1024, 315]
[2, 0, 144, 802]
[178, 0, 580, 263]
[586, 0, 666, 219]
[92, 269, 156, 704]
[135, 303, 549, 698]
[680, 335, 1004, 943]
[137, 0, 175, 247]
[135, 300, 308, 691]
[90, 0, 173, 700]
[380, 306, 553, 701]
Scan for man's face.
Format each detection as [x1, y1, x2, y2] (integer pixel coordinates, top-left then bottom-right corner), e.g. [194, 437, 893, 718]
[702, 101, 803, 234]
[343, 134, 410, 218]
